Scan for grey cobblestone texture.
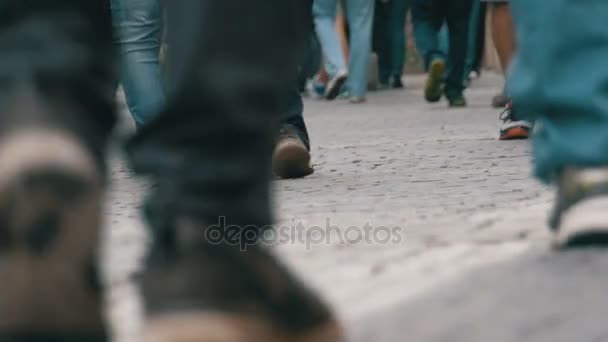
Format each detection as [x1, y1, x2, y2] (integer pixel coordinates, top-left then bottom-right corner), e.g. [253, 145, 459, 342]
[103, 73, 595, 342]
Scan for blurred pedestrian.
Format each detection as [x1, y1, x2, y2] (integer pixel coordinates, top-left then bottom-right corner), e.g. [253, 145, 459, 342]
[0, 1, 342, 341]
[314, 0, 375, 103]
[508, 0, 608, 245]
[374, 0, 409, 89]
[412, 0, 473, 107]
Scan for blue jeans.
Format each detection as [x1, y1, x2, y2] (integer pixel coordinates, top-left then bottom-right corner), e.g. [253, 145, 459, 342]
[412, 0, 473, 97]
[111, 0, 165, 128]
[314, 0, 375, 97]
[509, 0, 608, 183]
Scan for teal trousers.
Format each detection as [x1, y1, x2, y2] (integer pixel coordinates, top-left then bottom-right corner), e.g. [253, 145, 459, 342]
[509, 0, 608, 183]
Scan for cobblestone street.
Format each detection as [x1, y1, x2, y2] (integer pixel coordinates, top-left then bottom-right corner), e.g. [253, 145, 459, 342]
[104, 73, 608, 342]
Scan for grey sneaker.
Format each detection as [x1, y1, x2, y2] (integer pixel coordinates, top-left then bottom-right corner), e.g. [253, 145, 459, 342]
[550, 167, 608, 248]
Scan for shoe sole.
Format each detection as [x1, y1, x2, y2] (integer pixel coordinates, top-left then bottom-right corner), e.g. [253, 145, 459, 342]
[144, 313, 344, 342]
[325, 74, 347, 101]
[0, 130, 107, 340]
[499, 127, 530, 140]
[424, 60, 445, 103]
[552, 197, 608, 249]
[448, 101, 467, 108]
[272, 141, 313, 179]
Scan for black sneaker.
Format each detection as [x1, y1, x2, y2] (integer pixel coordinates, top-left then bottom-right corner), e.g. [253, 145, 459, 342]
[273, 126, 314, 179]
[0, 106, 107, 341]
[550, 167, 608, 248]
[141, 217, 344, 342]
[499, 102, 532, 140]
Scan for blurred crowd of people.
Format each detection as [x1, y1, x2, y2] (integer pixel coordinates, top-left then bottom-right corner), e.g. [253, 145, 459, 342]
[298, 0, 532, 141]
[3, 0, 608, 340]
[112, 0, 526, 136]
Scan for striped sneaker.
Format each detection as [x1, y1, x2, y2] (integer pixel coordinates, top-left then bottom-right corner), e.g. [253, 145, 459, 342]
[499, 102, 532, 140]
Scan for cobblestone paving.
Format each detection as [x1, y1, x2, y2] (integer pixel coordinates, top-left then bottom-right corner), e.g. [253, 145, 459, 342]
[103, 74, 601, 342]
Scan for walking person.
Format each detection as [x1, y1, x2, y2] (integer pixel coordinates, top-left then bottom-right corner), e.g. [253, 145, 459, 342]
[508, 0, 608, 244]
[412, 0, 474, 107]
[374, 0, 409, 89]
[0, 1, 342, 341]
[313, 0, 375, 103]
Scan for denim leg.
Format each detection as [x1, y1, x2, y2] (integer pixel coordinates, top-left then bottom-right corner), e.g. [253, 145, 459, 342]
[412, 0, 444, 70]
[313, 0, 346, 77]
[443, 0, 472, 98]
[111, 0, 165, 128]
[344, 0, 375, 97]
[373, 0, 392, 84]
[464, 0, 481, 78]
[389, 0, 409, 77]
[0, 1, 117, 171]
[509, 0, 608, 183]
[127, 0, 308, 235]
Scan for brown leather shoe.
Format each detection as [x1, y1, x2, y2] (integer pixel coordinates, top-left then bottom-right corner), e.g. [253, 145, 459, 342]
[142, 218, 344, 342]
[0, 128, 107, 341]
[273, 130, 314, 179]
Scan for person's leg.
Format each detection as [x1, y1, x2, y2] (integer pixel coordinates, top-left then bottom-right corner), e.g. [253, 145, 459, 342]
[111, 0, 166, 128]
[344, 0, 375, 101]
[471, 2, 487, 75]
[489, 1, 515, 108]
[374, 0, 392, 87]
[389, 0, 409, 88]
[314, 0, 348, 99]
[443, 0, 473, 106]
[273, 86, 315, 179]
[411, 0, 443, 70]
[509, 0, 608, 241]
[490, 2, 515, 74]
[282, 90, 310, 152]
[463, 0, 481, 84]
[127, 1, 341, 340]
[486, 0, 531, 140]
[299, 33, 322, 93]
[411, 0, 446, 102]
[0, 0, 116, 340]
[438, 23, 450, 57]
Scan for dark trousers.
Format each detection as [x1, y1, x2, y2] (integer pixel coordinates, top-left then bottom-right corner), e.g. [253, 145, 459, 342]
[411, 0, 473, 97]
[284, 89, 311, 150]
[1, 1, 308, 239]
[373, 0, 409, 84]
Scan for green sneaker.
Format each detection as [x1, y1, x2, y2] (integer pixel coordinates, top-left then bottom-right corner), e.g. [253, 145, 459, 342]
[424, 58, 446, 103]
